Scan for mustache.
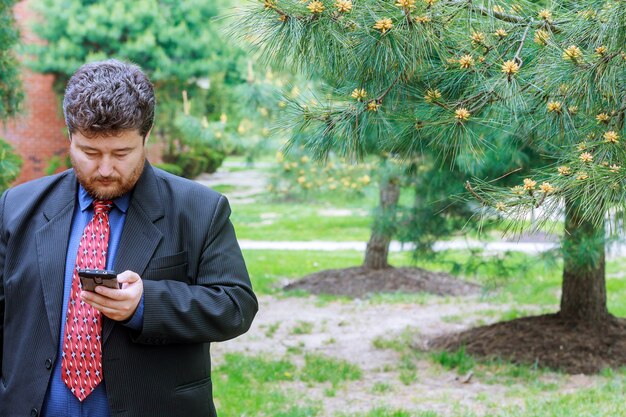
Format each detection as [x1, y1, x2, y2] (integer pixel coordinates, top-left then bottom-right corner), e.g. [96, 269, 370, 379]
[92, 175, 121, 182]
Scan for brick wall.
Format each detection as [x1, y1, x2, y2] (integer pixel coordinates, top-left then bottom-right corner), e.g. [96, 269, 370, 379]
[1, 1, 69, 184]
[2, 0, 163, 185]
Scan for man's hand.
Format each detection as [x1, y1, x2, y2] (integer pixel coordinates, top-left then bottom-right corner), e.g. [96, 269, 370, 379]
[80, 270, 143, 322]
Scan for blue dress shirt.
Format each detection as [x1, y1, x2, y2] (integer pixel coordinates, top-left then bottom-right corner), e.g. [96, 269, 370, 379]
[42, 185, 144, 417]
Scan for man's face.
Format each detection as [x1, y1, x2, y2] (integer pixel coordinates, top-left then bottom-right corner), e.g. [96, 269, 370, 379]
[69, 129, 147, 200]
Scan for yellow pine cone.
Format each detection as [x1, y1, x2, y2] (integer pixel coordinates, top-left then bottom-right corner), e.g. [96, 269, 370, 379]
[424, 89, 442, 102]
[458, 55, 474, 69]
[511, 186, 525, 196]
[455, 108, 471, 121]
[374, 18, 393, 34]
[395, 0, 415, 9]
[307, 1, 325, 13]
[596, 113, 610, 123]
[563, 45, 583, 61]
[351, 88, 367, 101]
[335, 0, 352, 12]
[538, 9, 553, 22]
[367, 101, 381, 111]
[557, 166, 571, 176]
[534, 29, 549, 45]
[547, 101, 562, 113]
[604, 131, 619, 144]
[470, 31, 486, 44]
[523, 178, 536, 191]
[540, 182, 555, 194]
[579, 152, 593, 163]
[501, 60, 520, 75]
[494, 28, 508, 38]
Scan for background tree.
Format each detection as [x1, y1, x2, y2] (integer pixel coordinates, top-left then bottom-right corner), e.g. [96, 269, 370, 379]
[27, 0, 265, 176]
[0, 0, 21, 120]
[0, 139, 22, 193]
[238, 0, 626, 371]
[235, 0, 537, 269]
[0, 0, 23, 190]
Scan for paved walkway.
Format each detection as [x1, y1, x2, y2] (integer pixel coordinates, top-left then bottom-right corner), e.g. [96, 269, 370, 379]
[238, 239, 558, 253]
[239, 239, 626, 259]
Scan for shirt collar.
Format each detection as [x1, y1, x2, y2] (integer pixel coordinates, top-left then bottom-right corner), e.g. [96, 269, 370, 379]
[78, 184, 131, 214]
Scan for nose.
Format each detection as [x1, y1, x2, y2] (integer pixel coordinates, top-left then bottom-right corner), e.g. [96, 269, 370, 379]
[98, 157, 114, 177]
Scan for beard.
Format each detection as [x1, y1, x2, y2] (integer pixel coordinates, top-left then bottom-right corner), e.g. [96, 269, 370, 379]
[72, 155, 145, 200]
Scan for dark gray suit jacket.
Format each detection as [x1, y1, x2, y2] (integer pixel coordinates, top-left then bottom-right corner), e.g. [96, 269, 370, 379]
[0, 162, 258, 417]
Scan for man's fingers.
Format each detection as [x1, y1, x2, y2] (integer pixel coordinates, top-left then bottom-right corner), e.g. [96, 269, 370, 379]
[117, 270, 140, 284]
[92, 285, 125, 300]
[81, 292, 132, 319]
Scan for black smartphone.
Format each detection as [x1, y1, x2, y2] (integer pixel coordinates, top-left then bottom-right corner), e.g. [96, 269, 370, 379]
[78, 268, 120, 291]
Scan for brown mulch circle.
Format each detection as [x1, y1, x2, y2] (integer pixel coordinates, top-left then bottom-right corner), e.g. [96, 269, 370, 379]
[428, 313, 626, 374]
[283, 266, 480, 298]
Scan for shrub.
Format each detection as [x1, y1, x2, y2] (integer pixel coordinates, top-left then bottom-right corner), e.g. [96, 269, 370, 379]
[153, 163, 184, 177]
[0, 138, 22, 192]
[268, 147, 374, 199]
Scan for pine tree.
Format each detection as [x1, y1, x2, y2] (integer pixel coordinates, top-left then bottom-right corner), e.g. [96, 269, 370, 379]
[237, 0, 626, 368]
[0, 0, 22, 120]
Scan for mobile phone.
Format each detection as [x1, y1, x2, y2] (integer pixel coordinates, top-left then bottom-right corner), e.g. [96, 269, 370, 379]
[78, 268, 119, 291]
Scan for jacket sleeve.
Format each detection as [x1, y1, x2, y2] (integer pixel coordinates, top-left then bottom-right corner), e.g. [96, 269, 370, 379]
[0, 190, 8, 372]
[133, 195, 258, 344]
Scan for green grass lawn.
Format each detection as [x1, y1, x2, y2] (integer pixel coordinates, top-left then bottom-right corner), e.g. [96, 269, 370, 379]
[244, 248, 626, 317]
[232, 202, 373, 241]
[216, 157, 626, 416]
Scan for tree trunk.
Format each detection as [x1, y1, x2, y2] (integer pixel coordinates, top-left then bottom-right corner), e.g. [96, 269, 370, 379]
[559, 196, 609, 322]
[363, 176, 400, 270]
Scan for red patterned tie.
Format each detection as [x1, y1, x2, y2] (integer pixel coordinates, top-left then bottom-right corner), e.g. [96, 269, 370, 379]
[61, 200, 113, 401]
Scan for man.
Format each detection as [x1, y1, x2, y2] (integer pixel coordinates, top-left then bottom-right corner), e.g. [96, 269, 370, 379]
[0, 59, 258, 417]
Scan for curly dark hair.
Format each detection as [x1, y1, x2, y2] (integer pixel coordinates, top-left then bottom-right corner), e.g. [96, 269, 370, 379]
[63, 59, 155, 138]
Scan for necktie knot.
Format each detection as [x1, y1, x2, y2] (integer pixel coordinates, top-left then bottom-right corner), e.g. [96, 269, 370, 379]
[93, 200, 113, 214]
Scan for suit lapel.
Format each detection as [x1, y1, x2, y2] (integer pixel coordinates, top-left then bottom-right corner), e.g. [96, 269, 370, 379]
[103, 162, 164, 343]
[35, 173, 77, 345]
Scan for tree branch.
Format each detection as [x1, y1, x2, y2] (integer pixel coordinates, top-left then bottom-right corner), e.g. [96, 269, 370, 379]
[617, 95, 626, 131]
[447, 0, 560, 31]
[535, 191, 548, 208]
[513, 23, 532, 67]
[376, 73, 403, 103]
[465, 181, 488, 206]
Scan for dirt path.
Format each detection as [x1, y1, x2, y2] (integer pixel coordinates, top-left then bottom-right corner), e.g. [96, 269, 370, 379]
[195, 168, 268, 204]
[212, 295, 597, 416]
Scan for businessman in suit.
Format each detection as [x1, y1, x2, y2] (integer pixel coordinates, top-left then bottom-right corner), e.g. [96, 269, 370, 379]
[0, 59, 258, 417]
